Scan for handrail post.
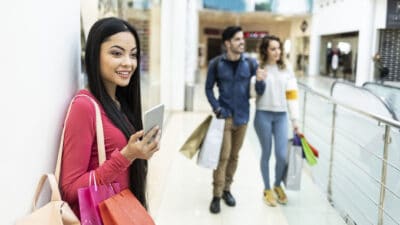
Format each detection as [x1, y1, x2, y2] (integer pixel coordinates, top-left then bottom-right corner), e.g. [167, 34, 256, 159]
[327, 103, 337, 203]
[378, 125, 391, 225]
[302, 90, 307, 133]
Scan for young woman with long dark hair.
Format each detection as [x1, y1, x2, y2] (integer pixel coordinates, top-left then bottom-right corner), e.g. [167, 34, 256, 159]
[60, 17, 160, 216]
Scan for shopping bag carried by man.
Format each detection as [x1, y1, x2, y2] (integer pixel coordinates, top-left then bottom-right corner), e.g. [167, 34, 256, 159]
[197, 116, 225, 169]
[283, 134, 304, 191]
[179, 114, 212, 159]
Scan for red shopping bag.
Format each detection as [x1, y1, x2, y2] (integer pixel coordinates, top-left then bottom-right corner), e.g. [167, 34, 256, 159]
[99, 189, 155, 225]
[78, 171, 120, 225]
[308, 142, 319, 158]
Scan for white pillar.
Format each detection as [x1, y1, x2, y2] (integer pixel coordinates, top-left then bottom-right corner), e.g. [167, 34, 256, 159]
[355, 0, 376, 86]
[308, 14, 320, 76]
[185, 0, 200, 84]
[160, 0, 188, 110]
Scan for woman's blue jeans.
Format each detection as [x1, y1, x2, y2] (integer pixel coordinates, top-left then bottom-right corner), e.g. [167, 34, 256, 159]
[254, 110, 288, 190]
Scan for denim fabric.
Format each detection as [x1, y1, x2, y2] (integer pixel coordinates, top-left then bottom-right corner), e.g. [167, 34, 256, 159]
[254, 110, 288, 190]
[205, 54, 260, 126]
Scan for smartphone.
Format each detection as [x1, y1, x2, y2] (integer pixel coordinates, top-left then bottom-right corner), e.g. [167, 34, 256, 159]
[143, 104, 164, 142]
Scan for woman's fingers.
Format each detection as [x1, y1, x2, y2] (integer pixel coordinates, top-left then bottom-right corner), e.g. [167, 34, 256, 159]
[256, 68, 267, 80]
[142, 126, 159, 144]
[126, 128, 161, 160]
[129, 130, 144, 143]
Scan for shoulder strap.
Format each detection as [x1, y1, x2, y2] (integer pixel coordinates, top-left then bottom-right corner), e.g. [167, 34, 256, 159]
[54, 94, 106, 183]
[32, 174, 62, 210]
[212, 55, 222, 77]
[245, 57, 255, 75]
[213, 56, 254, 75]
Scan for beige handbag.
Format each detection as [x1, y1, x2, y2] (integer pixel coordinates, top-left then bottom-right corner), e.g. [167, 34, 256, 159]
[15, 174, 81, 225]
[16, 94, 106, 225]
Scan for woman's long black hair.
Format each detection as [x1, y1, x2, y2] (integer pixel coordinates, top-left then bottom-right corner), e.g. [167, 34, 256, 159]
[85, 17, 148, 208]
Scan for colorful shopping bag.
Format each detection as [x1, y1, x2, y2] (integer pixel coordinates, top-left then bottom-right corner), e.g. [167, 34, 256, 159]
[298, 133, 319, 158]
[308, 142, 319, 158]
[78, 171, 120, 225]
[300, 136, 318, 166]
[99, 189, 155, 225]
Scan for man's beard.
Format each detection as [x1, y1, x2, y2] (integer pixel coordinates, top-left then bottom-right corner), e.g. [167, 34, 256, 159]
[231, 45, 244, 54]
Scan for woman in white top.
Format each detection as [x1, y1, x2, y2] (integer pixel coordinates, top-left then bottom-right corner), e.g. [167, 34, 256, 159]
[253, 35, 299, 207]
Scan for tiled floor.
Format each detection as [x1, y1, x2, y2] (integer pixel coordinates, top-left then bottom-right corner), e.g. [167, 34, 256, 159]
[145, 74, 347, 224]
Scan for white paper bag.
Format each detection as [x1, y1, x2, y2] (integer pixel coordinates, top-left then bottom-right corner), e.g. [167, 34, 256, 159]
[283, 139, 303, 190]
[197, 117, 225, 169]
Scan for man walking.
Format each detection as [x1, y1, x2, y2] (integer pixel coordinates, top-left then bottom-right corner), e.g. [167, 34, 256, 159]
[205, 26, 258, 214]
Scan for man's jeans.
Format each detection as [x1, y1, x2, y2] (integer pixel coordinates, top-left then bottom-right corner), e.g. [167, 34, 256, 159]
[254, 110, 288, 190]
[213, 118, 247, 197]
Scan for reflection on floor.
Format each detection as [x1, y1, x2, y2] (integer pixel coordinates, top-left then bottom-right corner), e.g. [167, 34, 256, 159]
[146, 74, 346, 224]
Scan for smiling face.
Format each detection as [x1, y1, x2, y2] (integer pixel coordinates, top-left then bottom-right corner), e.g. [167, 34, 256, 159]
[225, 31, 245, 55]
[99, 31, 137, 95]
[266, 39, 281, 64]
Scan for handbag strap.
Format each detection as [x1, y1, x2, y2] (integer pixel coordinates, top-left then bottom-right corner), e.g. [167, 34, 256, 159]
[54, 94, 106, 182]
[32, 173, 62, 210]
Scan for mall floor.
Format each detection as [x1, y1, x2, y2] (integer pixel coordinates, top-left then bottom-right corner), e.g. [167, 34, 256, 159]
[144, 73, 347, 225]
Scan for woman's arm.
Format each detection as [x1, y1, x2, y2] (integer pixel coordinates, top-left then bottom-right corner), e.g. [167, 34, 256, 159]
[286, 74, 300, 132]
[60, 97, 131, 204]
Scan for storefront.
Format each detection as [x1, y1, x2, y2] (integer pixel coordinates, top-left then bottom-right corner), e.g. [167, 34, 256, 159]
[319, 32, 358, 82]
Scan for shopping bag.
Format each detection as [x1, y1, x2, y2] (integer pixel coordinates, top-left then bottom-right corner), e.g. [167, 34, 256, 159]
[308, 142, 319, 158]
[301, 136, 318, 166]
[298, 133, 319, 158]
[283, 137, 303, 190]
[99, 189, 155, 225]
[78, 171, 120, 225]
[16, 174, 81, 225]
[197, 117, 225, 169]
[179, 114, 212, 159]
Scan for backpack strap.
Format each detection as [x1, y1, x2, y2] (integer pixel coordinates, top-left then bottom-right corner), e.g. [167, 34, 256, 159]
[245, 57, 255, 75]
[212, 55, 255, 76]
[212, 55, 222, 77]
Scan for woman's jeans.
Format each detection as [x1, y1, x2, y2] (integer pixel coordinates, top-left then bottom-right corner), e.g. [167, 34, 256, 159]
[254, 110, 288, 190]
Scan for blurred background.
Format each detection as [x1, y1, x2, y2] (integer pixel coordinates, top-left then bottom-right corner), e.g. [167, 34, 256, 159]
[1, 0, 400, 225]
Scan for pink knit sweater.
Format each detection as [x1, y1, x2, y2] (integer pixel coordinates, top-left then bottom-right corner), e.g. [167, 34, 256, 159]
[60, 89, 131, 216]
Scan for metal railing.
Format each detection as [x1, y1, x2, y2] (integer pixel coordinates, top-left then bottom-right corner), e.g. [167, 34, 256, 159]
[363, 82, 400, 121]
[298, 82, 400, 225]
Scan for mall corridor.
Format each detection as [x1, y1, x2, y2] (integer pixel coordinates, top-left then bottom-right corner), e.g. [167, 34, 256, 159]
[145, 75, 346, 225]
[3, 1, 400, 225]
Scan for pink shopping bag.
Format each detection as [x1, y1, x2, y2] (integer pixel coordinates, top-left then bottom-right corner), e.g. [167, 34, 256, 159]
[78, 171, 120, 225]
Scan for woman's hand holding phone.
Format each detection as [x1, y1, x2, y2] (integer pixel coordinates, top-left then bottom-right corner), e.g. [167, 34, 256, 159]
[121, 126, 161, 162]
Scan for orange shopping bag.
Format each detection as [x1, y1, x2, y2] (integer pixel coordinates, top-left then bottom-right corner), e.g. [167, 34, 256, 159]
[99, 189, 155, 225]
